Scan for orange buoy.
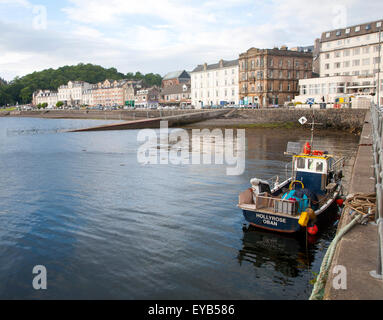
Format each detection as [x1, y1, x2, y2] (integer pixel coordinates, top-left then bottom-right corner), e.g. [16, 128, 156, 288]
[312, 150, 324, 156]
[307, 224, 318, 235]
[336, 198, 344, 206]
[303, 142, 311, 155]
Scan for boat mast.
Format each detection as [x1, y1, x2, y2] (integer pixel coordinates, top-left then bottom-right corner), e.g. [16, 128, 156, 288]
[310, 108, 315, 148]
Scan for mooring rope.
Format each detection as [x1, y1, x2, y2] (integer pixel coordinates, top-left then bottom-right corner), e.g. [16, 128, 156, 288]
[309, 193, 376, 300]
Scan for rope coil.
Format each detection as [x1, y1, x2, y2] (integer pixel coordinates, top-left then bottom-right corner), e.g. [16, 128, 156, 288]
[309, 193, 376, 300]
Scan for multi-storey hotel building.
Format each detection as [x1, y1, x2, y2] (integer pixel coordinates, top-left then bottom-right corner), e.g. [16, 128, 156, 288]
[238, 47, 313, 107]
[190, 59, 239, 109]
[295, 19, 383, 105]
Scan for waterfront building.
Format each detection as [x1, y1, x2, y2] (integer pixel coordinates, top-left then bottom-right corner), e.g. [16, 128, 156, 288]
[32, 90, 58, 108]
[238, 46, 313, 107]
[190, 59, 239, 109]
[294, 75, 374, 107]
[295, 19, 383, 105]
[162, 70, 190, 88]
[160, 83, 191, 108]
[57, 81, 93, 106]
[135, 86, 160, 108]
[92, 79, 142, 107]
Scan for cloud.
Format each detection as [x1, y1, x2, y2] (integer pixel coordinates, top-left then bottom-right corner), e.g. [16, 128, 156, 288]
[1, 0, 383, 81]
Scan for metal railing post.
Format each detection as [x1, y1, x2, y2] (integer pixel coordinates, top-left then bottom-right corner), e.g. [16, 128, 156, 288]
[370, 103, 383, 279]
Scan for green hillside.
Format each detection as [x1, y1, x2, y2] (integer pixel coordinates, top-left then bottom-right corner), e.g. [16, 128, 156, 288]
[0, 63, 162, 105]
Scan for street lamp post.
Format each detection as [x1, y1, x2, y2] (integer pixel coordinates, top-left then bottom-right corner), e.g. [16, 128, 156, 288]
[378, 26, 382, 107]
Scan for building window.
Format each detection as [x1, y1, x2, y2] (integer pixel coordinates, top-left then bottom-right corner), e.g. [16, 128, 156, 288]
[326, 32, 331, 38]
[334, 51, 341, 58]
[336, 30, 341, 36]
[344, 49, 350, 57]
[362, 58, 370, 66]
[355, 26, 360, 32]
[345, 28, 350, 34]
[362, 46, 370, 54]
[325, 63, 330, 70]
[352, 59, 360, 66]
[334, 62, 341, 69]
[325, 53, 330, 59]
[353, 48, 360, 55]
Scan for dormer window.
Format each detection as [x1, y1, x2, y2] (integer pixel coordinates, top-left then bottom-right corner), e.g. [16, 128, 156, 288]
[377, 22, 382, 28]
[365, 24, 371, 30]
[355, 26, 360, 32]
[345, 28, 350, 34]
[336, 30, 341, 36]
[325, 32, 331, 38]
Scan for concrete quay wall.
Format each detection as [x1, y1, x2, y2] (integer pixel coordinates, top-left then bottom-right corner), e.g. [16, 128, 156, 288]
[323, 111, 383, 299]
[70, 109, 230, 132]
[0, 109, 207, 120]
[226, 109, 367, 130]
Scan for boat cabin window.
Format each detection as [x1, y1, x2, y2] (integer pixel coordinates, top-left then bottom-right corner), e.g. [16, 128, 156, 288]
[295, 157, 326, 174]
[316, 161, 324, 173]
[297, 158, 305, 169]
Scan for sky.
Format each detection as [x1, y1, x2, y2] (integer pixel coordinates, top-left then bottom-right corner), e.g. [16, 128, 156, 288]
[1, 0, 383, 81]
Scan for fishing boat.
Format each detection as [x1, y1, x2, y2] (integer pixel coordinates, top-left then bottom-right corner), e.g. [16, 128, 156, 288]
[238, 117, 345, 234]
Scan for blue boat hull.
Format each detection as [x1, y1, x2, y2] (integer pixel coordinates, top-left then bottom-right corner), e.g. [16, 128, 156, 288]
[242, 210, 302, 233]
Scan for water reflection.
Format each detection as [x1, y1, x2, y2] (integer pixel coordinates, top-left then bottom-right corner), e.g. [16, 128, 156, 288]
[238, 226, 314, 279]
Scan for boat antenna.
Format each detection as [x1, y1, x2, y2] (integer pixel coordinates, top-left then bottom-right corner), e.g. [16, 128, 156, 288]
[310, 108, 315, 148]
[298, 105, 322, 149]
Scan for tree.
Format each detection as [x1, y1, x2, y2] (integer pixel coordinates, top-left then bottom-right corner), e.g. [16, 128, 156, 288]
[0, 64, 163, 104]
[56, 101, 64, 108]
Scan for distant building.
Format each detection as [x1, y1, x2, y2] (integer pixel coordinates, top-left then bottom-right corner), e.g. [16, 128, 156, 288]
[296, 19, 383, 105]
[57, 81, 93, 106]
[162, 70, 190, 88]
[312, 38, 321, 75]
[135, 86, 160, 108]
[92, 79, 142, 107]
[160, 83, 191, 108]
[290, 45, 314, 53]
[238, 46, 313, 107]
[190, 59, 239, 109]
[32, 90, 58, 108]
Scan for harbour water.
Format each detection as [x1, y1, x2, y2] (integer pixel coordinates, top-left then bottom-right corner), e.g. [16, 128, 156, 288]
[0, 117, 359, 299]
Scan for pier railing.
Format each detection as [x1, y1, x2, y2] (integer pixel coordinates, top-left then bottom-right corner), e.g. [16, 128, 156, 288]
[370, 104, 383, 279]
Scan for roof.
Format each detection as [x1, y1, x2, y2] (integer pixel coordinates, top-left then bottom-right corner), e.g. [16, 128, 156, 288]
[321, 19, 383, 42]
[191, 59, 239, 73]
[161, 83, 191, 95]
[239, 47, 313, 58]
[163, 70, 190, 80]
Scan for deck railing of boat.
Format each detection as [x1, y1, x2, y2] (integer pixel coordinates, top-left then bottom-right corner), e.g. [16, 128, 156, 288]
[330, 157, 346, 173]
[371, 103, 383, 280]
[252, 194, 311, 216]
[264, 162, 293, 190]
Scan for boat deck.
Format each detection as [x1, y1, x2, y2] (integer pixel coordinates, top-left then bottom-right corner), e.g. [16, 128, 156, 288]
[239, 203, 299, 219]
